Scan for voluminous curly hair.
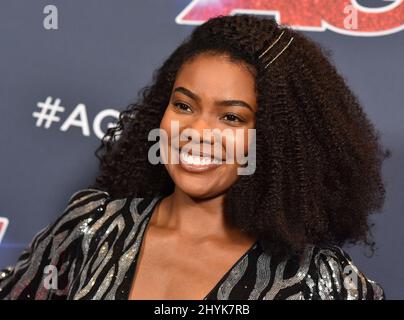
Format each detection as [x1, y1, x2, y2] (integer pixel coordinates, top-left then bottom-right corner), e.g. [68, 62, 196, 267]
[89, 15, 391, 259]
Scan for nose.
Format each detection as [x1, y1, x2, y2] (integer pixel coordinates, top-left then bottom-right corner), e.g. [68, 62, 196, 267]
[180, 116, 215, 146]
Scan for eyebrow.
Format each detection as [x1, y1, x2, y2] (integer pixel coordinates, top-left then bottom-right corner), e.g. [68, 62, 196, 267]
[173, 86, 254, 112]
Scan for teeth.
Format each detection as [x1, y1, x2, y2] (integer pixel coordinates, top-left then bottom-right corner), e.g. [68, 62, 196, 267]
[180, 152, 221, 165]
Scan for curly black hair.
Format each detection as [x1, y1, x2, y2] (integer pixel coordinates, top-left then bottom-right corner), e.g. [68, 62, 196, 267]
[89, 14, 391, 259]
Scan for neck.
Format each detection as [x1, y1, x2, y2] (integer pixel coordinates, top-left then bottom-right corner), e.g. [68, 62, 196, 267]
[152, 187, 241, 241]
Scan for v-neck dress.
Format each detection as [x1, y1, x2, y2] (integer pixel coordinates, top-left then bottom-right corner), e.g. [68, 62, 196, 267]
[0, 188, 385, 300]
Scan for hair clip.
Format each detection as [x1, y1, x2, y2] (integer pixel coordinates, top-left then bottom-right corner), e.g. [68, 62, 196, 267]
[258, 29, 294, 69]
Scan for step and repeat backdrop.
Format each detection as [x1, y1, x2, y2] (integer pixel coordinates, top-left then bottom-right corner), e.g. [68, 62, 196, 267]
[0, 0, 403, 298]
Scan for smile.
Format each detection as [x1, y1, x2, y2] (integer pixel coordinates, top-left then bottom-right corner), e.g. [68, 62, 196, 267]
[178, 150, 223, 173]
[180, 152, 222, 165]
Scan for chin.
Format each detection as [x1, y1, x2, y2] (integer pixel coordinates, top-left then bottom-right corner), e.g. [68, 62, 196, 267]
[177, 182, 219, 199]
[165, 164, 237, 199]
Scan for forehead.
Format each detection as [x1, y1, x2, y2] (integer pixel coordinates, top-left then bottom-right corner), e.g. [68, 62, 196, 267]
[173, 53, 257, 101]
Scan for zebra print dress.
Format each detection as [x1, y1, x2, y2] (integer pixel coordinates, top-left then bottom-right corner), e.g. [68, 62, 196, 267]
[0, 188, 385, 300]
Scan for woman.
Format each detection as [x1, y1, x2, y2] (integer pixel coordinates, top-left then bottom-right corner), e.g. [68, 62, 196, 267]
[0, 15, 390, 300]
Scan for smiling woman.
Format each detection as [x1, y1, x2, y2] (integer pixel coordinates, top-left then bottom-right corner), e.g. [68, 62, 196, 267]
[158, 53, 257, 200]
[0, 14, 390, 300]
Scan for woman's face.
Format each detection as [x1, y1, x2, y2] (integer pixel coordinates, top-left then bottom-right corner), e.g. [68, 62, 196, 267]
[160, 53, 257, 199]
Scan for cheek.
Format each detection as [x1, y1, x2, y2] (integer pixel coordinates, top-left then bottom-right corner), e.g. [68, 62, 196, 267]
[222, 129, 252, 161]
[159, 109, 171, 133]
[160, 109, 185, 140]
[159, 111, 176, 165]
[160, 112, 178, 148]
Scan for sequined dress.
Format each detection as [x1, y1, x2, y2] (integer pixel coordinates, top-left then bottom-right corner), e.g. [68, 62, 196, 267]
[0, 188, 385, 300]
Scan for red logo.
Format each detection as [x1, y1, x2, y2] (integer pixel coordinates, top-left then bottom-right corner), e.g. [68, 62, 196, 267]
[0, 217, 9, 244]
[176, 0, 404, 36]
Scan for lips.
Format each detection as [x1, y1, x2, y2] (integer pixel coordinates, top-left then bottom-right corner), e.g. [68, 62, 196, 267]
[172, 146, 223, 173]
[180, 152, 222, 165]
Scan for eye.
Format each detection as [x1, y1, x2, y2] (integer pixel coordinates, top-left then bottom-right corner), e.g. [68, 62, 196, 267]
[173, 102, 192, 113]
[221, 113, 245, 123]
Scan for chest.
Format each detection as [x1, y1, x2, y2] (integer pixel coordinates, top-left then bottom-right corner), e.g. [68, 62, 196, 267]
[128, 230, 254, 300]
